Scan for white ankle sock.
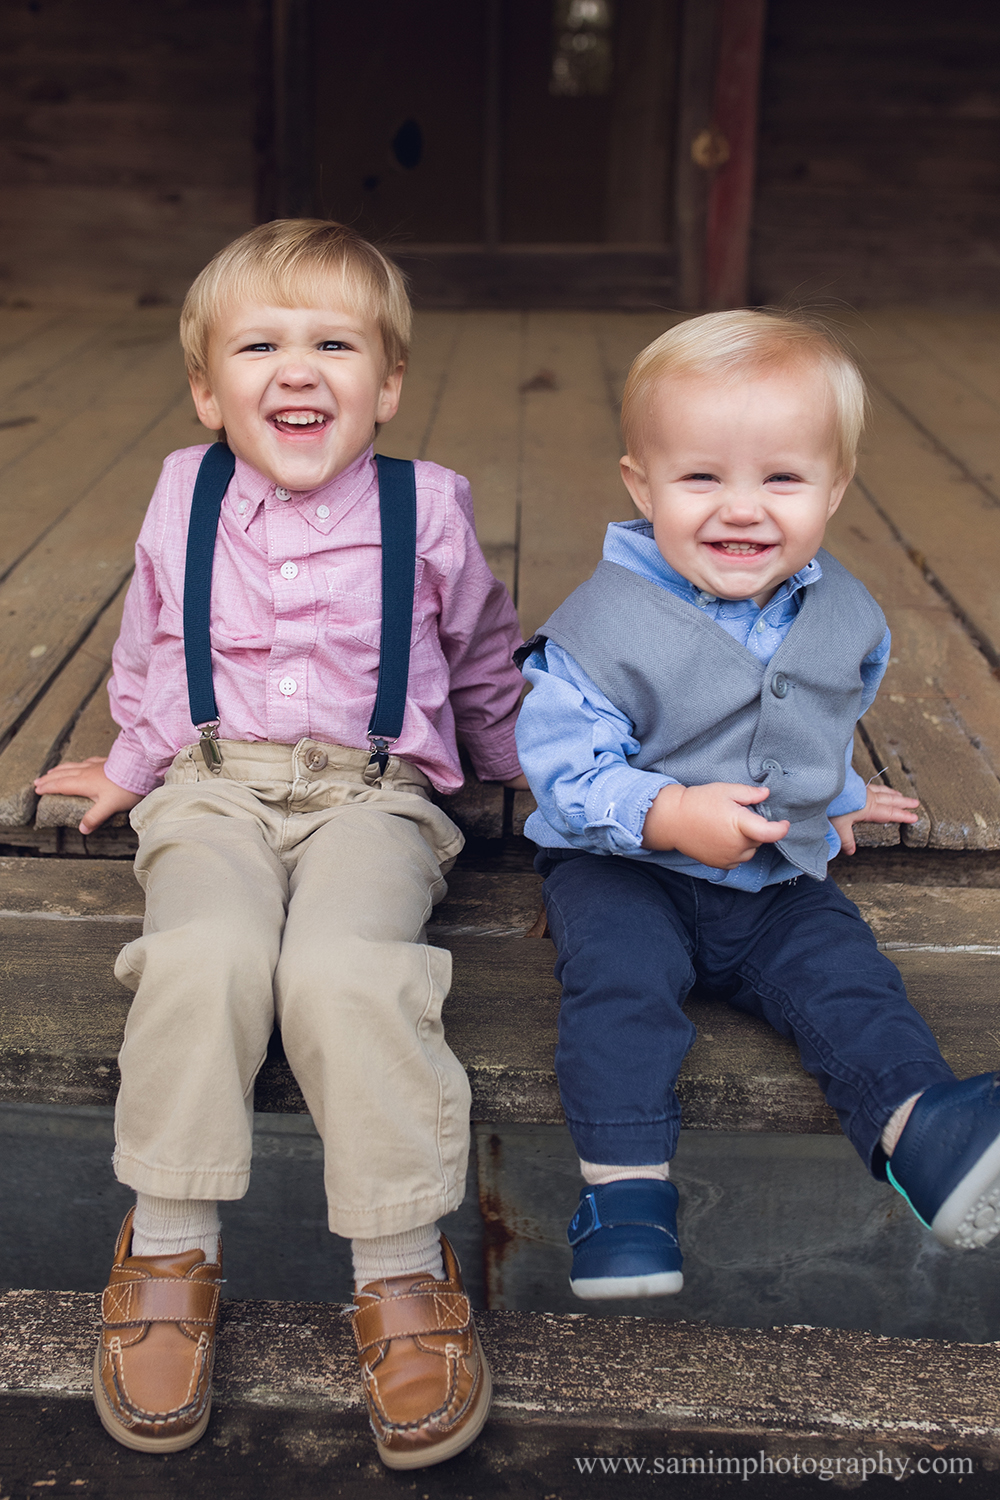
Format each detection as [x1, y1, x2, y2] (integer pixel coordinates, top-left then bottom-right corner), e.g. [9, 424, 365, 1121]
[351, 1223, 445, 1289]
[881, 1093, 923, 1158]
[580, 1159, 671, 1185]
[131, 1194, 221, 1261]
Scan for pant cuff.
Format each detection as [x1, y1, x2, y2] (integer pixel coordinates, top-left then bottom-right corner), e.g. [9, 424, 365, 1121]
[113, 1150, 251, 1201]
[326, 1183, 466, 1239]
[565, 1119, 680, 1167]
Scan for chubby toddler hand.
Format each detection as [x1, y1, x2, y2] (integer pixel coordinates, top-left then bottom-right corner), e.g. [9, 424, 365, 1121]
[830, 783, 920, 856]
[33, 756, 144, 835]
[642, 781, 790, 869]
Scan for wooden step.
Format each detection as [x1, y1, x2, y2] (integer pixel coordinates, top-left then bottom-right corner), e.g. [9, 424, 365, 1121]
[2, 857, 999, 1132]
[2, 1287, 998, 1496]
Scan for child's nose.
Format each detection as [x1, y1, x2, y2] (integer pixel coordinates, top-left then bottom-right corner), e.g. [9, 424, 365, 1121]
[718, 489, 763, 523]
[277, 358, 320, 387]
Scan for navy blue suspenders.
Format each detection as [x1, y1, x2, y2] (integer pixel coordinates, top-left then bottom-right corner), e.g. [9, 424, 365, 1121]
[182, 444, 417, 779]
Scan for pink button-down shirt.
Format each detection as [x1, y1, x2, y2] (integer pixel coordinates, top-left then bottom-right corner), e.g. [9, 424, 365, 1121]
[104, 444, 525, 796]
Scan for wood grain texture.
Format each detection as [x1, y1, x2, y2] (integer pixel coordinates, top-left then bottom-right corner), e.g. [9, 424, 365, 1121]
[2, 888, 998, 1130]
[0, 588, 125, 827]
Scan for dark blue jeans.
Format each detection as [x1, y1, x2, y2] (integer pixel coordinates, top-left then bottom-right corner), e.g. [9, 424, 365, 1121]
[537, 850, 956, 1179]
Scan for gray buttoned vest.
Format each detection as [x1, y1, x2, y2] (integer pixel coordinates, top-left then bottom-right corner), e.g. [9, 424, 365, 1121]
[531, 548, 886, 881]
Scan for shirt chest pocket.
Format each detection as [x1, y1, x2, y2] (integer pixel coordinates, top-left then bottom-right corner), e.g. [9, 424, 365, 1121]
[325, 557, 426, 649]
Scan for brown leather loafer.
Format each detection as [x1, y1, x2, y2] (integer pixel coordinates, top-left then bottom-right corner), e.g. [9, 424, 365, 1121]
[93, 1207, 222, 1453]
[351, 1233, 492, 1470]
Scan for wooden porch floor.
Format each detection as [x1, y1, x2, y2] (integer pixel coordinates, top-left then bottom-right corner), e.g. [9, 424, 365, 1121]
[0, 304, 999, 855]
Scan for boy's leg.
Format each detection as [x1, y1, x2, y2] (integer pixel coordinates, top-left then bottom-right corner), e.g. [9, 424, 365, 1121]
[704, 875, 956, 1179]
[714, 877, 1000, 1249]
[540, 850, 696, 1297]
[273, 775, 488, 1469]
[274, 793, 469, 1240]
[95, 774, 287, 1454]
[113, 777, 288, 1199]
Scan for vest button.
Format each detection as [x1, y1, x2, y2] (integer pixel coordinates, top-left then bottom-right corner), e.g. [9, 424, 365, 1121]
[771, 672, 789, 698]
[762, 759, 783, 773]
[304, 748, 328, 771]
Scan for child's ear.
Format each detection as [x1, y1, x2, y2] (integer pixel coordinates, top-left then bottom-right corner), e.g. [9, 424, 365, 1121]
[188, 371, 223, 433]
[620, 454, 653, 519]
[826, 466, 854, 519]
[376, 361, 406, 425]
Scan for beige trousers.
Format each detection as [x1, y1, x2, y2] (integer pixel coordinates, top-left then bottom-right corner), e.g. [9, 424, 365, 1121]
[112, 739, 469, 1238]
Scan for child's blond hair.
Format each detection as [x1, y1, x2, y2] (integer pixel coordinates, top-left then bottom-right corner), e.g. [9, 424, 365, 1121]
[180, 219, 412, 378]
[621, 310, 866, 478]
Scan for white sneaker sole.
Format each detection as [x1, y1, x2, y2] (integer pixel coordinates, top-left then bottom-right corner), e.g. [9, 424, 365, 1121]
[570, 1269, 683, 1300]
[932, 1131, 1000, 1248]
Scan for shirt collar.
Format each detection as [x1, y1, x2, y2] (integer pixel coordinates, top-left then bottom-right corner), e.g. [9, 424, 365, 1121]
[603, 519, 823, 613]
[227, 444, 378, 533]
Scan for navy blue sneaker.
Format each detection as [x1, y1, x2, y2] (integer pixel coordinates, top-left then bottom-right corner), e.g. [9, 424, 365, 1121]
[887, 1073, 1000, 1249]
[567, 1180, 683, 1299]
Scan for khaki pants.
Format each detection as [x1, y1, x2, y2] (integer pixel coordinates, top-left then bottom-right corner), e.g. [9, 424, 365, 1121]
[112, 740, 468, 1238]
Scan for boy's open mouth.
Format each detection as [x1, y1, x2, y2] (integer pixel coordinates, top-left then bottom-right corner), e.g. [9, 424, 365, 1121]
[270, 409, 329, 435]
[707, 541, 774, 556]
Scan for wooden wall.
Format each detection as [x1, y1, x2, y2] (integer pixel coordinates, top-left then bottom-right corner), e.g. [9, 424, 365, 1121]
[0, 0, 253, 306]
[751, 0, 1000, 306]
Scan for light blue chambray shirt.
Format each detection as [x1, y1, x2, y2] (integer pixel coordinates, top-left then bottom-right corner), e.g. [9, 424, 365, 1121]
[516, 520, 891, 892]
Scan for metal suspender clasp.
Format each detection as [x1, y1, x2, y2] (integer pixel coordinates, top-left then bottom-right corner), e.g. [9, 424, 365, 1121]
[364, 734, 394, 785]
[198, 721, 224, 773]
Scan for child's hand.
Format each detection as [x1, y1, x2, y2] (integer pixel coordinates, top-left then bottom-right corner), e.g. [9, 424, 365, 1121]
[33, 757, 144, 835]
[830, 784, 920, 856]
[642, 782, 790, 869]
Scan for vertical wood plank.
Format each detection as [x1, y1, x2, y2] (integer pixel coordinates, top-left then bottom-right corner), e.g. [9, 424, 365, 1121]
[703, 0, 767, 309]
[673, 0, 721, 308]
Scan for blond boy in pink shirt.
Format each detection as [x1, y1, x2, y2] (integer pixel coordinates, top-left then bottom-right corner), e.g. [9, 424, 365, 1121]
[36, 220, 525, 1470]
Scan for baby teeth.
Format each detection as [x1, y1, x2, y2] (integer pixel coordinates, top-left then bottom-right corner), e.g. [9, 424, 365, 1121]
[276, 412, 324, 425]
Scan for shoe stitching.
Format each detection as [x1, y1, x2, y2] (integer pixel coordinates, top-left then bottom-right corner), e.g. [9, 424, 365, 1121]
[106, 1332, 212, 1426]
[362, 1345, 472, 1435]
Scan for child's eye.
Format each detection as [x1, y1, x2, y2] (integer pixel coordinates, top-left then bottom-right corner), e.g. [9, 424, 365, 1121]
[766, 473, 800, 484]
[241, 342, 275, 353]
[684, 472, 717, 482]
[318, 340, 351, 351]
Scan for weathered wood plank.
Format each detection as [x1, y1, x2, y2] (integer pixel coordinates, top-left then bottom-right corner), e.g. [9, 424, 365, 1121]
[0, 325, 189, 581]
[374, 311, 462, 462]
[0, 393, 198, 748]
[2, 893, 998, 1130]
[418, 311, 524, 598]
[7, 1290, 1000, 1485]
[827, 483, 1000, 850]
[35, 670, 125, 829]
[842, 320, 1000, 663]
[516, 313, 629, 635]
[0, 588, 125, 828]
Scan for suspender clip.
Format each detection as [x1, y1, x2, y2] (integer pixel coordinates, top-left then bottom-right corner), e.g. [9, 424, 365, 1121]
[365, 735, 394, 785]
[198, 721, 224, 773]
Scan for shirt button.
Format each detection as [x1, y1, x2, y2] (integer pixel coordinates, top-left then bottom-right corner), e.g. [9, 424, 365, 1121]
[698, 591, 716, 604]
[238, 500, 249, 515]
[771, 672, 789, 698]
[316, 505, 330, 519]
[755, 618, 766, 633]
[304, 747, 328, 771]
[275, 486, 291, 501]
[278, 677, 297, 696]
[280, 561, 299, 580]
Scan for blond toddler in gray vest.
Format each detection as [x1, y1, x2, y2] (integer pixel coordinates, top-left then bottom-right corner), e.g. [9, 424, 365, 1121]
[515, 311, 1000, 1299]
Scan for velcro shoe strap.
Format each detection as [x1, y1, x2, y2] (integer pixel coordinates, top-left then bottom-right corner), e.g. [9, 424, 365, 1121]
[353, 1290, 471, 1354]
[102, 1277, 219, 1329]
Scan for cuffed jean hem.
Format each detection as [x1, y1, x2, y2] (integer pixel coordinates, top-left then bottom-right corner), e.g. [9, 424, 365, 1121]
[564, 1118, 681, 1168]
[853, 1058, 958, 1181]
[112, 1151, 252, 1201]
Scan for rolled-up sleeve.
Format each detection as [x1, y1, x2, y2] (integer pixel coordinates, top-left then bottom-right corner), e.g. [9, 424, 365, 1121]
[516, 642, 673, 853]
